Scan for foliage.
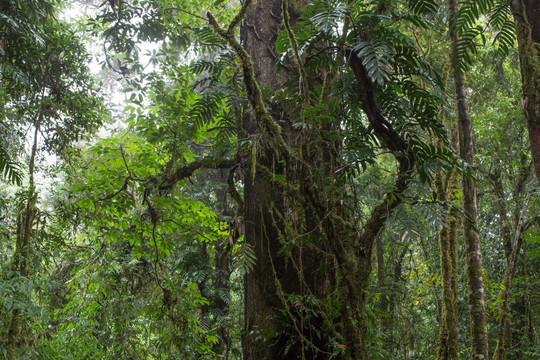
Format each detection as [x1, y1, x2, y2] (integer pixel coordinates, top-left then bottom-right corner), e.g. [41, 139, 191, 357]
[0, 0, 539, 359]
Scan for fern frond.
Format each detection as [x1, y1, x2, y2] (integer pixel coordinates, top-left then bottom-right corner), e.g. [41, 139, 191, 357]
[352, 39, 394, 86]
[0, 145, 22, 186]
[488, 1, 514, 55]
[193, 26, 226, 48]
[453, 26, 483, 72]
[493, 20, 515, 55]
[191, 86, 227, 128]
[408, 0, 438, 15]
[489, 0, 510, 29]
[309, 3, 348, 35]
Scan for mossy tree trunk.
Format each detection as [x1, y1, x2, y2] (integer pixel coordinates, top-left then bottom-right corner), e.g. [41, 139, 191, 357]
[210, 1, 415, 358]
[437, 126, 460, 360]
[510, 0, 540, 178]
[238, 1, 340, 358]
[448, 0, 490, 358]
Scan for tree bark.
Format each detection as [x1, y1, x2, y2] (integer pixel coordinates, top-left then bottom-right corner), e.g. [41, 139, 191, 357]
[210, 1, 416, 358]
[448, 0, 490, 358]
[237, 1, 337, 358]
[510, 0, 540, 178]
[437, 127, 460, 360]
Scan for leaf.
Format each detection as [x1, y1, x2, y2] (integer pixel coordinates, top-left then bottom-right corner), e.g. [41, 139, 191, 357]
[233, 237, 257, 274]
[352, 39, 394, 86]
[0, 145, 22, 186]
[310, 4, 348, 34]
[408, 0, 437, 15]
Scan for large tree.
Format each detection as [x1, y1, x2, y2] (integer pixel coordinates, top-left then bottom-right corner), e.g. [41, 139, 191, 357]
[207, 0, 446, 358]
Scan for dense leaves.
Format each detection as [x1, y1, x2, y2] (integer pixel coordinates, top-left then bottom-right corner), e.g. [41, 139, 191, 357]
[0, 0, 539, 359]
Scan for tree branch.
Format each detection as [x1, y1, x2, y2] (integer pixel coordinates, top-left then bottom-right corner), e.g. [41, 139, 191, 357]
[158, 156, 241, 191]
[207, 8, 289, 154]
[348, 50, 415, 259]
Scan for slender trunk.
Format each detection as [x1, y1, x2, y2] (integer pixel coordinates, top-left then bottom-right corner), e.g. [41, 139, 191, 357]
[211, 169, 238, 359]
[213, 240, 232, 359]
[448, 0, 490, 358]
[493, 192, 531, 360]
[377, 235, 389, 327]
[490, 155, 531, 360]
[510, 0, 540, 177]
[6, 119, 40, 359]
[437, 127, 460, 360]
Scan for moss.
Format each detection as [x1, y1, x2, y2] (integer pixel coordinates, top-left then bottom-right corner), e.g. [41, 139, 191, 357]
[207, 10, 289, 155]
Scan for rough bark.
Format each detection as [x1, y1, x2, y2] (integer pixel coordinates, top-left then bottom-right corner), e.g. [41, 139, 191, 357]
[510, 0, 540, 177]
[230, 1, 337, 358]
[211, 1, 415, 358]
[448, 0, 490, 358]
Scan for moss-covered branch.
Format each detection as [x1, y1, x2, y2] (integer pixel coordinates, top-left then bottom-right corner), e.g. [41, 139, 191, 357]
[207, 7, 288, 154]
[282, 0, 309, 106]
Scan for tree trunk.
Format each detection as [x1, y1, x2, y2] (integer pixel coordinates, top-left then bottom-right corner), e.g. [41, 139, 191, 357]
[510, 0, 540, 177]
[437, 127, 460, 360]
[5, 120, 40, 359]
[240, 1, 293, 357]
[448, 0, 490, 358]
[209, 1, 415, 358]
[493, 192, 531, 360]
[239, 1, 337, 358]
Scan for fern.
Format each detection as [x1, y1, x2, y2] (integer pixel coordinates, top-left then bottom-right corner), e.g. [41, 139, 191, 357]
[453, 26, 484, 72]
[191, 86, 227, 129]
[309, 3, 348, 35]
[0, 145, 22, 186]
[191, 50, 235, 78]
[493, 20, 515, 55]
[408, 0, 438, 15]
[488, 0, 510, 29]
[193, 26, 226, 49]
[189, 50, 240, 143]
[488, 1, 515, 55]
[352, 39, 394, 86]
[232, 237, 256, 274]
[450, 0, 498, 72]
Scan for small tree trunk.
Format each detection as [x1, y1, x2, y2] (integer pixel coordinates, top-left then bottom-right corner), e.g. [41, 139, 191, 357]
[5, 120, 40, 359]
[437, 127, 460, 360]
[493, 192, 531, 360]
[448, 0, 490, 358]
